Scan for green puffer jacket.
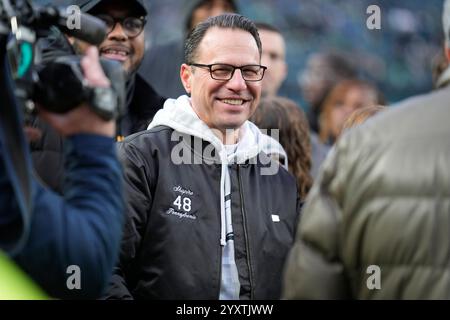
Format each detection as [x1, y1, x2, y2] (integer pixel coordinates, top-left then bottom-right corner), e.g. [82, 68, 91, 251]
[283, 84, 450, 299]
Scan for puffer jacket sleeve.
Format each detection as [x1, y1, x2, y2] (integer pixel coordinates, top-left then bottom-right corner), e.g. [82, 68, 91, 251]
[282, 144, 352, 299]
[105, 139, 154, 299]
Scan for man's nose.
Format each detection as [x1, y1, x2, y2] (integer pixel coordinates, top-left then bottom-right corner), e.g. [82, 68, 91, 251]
[108, 22, 128, 40]
[226, 69, 248, 91]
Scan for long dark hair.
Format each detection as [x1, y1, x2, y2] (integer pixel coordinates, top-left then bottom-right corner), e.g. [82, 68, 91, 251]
[251, 96, 313, 200]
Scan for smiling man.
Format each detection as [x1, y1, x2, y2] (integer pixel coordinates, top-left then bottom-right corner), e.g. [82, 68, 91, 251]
[30, 0, 165, 195]
[72, 0, 144, 77]
[105, 14, 301, 300]
[71, 0, 165, 134]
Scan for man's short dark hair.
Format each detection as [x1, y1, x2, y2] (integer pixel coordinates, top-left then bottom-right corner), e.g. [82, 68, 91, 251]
[184, 13, 262, 65]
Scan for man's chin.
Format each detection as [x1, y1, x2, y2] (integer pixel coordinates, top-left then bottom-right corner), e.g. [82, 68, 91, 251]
[217, 121, 246, 133]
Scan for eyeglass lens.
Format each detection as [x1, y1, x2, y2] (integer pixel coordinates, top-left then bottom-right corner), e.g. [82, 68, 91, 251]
[96, 15, 144, 37]
[210, 64, 264, 81]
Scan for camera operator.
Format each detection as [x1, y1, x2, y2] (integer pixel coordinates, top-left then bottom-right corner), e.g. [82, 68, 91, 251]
[0, 46, 124, 299]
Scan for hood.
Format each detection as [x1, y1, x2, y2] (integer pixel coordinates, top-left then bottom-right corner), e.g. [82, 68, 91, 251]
[148, 95, 287, 166]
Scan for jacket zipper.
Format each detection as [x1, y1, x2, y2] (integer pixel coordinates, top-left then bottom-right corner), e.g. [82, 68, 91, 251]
[217, 165, 223, 299]
[237, 165, 254, 299]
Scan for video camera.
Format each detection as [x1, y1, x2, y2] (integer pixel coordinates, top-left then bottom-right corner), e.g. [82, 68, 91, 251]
[0, 0, 125, 120]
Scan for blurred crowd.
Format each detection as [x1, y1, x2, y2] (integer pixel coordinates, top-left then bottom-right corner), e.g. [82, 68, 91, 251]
[140, 0, 442, 106]
[46, 0, 443, 106]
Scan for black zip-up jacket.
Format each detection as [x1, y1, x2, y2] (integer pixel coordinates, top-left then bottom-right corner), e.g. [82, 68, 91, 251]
[105, 126, 301, 299]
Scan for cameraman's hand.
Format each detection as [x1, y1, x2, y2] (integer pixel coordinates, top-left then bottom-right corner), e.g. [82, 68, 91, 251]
[38, 46, 115, 137]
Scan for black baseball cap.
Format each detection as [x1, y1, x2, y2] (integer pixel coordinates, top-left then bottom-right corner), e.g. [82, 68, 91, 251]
[73, 0, 147, 16]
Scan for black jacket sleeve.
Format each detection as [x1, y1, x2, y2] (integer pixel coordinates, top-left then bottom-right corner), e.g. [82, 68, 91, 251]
[104, 140, 154, 299]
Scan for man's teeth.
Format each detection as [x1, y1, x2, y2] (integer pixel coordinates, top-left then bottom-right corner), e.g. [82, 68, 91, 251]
[103, 49, 128, 56]
[221, 99, 244, 105]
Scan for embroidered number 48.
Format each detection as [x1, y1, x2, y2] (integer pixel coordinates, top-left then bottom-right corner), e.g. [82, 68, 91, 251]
[173, 195, 192, 212]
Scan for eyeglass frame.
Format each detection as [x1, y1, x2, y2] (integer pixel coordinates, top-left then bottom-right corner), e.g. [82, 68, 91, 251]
[189, 63, 267, 82]
[95, 14, 147, 38]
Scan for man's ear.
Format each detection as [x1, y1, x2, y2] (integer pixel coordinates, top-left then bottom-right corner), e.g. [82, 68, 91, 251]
[445, 46, 450, 62]
[180, 63, 193, 94]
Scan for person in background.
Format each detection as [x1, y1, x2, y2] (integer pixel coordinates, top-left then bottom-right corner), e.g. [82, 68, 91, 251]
[283, 0, 450, 299]
[255, 22, 327, 179]
[255, 22, 287, 97]
[298, 52, 357, 134]
[318, 79, 383, 145]
[139, 0, 238, 98]
[31, 0, 165, 194]
[250, 96, 313, 201]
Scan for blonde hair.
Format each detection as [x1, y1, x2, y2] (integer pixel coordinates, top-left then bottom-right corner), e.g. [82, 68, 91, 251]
[342, 105, 386, 130]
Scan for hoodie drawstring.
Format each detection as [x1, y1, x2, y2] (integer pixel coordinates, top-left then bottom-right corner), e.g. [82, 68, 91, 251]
[219, 150, 227, 246]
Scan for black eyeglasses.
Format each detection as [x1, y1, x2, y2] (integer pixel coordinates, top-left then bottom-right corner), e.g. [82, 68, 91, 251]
[190, 63, 267, 82]
[96, 14, 146, 38]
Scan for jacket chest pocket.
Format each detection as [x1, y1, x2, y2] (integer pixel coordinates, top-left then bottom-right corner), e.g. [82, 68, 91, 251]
[160, 185, 202, 221]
